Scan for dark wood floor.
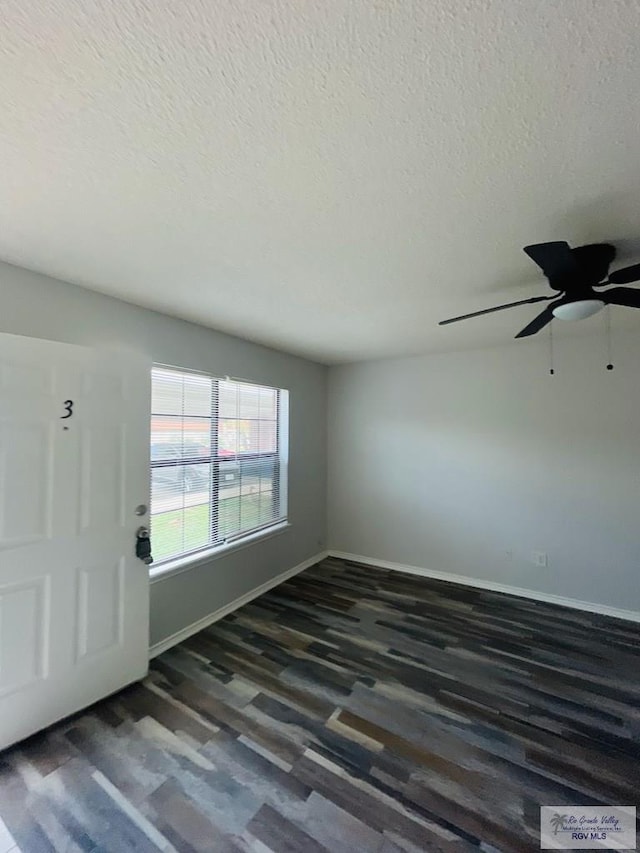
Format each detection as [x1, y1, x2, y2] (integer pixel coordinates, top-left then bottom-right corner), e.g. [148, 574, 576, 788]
[1, 556, 639, 852]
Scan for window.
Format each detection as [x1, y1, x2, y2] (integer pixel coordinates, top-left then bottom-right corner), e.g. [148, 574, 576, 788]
[150, 367, 288, 564]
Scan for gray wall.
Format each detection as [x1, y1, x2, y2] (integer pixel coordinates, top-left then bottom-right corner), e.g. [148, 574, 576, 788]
[328, 330, 640, 612]
[0, 261, 327, 646]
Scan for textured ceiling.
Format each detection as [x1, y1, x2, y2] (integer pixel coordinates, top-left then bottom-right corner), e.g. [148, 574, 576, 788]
[1, 0, 640, 363]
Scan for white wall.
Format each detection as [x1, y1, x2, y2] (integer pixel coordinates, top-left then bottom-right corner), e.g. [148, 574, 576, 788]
[328, 330, 640, 613]
[0, 261, 327, 646]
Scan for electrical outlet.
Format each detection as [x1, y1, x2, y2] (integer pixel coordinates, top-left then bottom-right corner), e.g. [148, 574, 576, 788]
[504, 549, 513, 561]
[531, 551, 547, 567]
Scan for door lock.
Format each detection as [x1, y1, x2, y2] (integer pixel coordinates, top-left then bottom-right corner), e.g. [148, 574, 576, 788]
[135, 526, 153, 565]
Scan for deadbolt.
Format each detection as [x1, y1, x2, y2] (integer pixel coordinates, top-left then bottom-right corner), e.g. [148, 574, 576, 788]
[135, 504, 148, 516]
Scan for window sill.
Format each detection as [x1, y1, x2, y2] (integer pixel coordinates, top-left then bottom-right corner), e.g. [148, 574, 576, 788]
[149, 521, 291, 583]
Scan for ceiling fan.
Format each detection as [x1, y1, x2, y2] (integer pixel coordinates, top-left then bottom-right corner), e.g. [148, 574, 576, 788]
[439, 242, 640, 338]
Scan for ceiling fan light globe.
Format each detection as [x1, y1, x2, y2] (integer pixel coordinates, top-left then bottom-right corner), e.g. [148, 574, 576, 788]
[551, 299, 605, 321]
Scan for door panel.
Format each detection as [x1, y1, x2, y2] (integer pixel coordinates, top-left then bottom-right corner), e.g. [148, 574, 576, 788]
[0, 421, 54, 547]
[78, 424, 128, 530]
[0, 333, 150, 750]
[75, 559, 125, 661]
[0, 577, 49, 697]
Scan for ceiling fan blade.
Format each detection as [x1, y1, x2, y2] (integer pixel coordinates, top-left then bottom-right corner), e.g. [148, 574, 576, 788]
[514, 303, 557, 338]
[602, 286, 640, 308]
[607, 263, 640, 285]
[523, 242, 578, 279]
[439, 295, 554, 326]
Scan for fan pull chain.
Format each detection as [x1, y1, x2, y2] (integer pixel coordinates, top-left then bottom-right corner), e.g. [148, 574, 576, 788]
[605, 305, 614, 371]
[548, 322, 555, 375]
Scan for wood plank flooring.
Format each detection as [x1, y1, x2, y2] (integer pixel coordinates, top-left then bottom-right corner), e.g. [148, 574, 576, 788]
[1, 556, 639, 852]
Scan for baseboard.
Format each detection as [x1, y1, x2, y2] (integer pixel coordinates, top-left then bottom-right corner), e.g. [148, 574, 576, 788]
[328, 550, 640, 624]
[149, 550, 329, 658]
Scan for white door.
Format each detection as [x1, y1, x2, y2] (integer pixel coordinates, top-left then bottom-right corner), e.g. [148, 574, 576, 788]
[0, 333, 151, 750]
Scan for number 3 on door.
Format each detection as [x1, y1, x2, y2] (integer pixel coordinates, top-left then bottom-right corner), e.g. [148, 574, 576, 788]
[61, 400, 74, 419]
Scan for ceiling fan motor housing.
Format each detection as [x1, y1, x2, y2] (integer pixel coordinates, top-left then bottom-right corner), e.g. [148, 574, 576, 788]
[554, 243, 616, 292]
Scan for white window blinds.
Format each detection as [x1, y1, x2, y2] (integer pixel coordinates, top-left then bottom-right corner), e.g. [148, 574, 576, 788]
[150, 367, 288, 564]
